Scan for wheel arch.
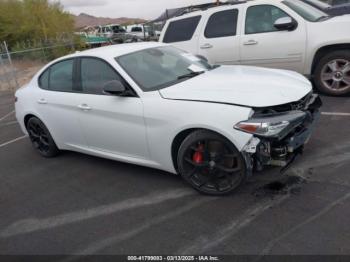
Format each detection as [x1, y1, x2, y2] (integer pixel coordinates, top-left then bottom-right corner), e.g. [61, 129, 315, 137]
[24, 113, 38, 128]
[171, 127, 242, 172]
[23, 113, 60, 148]
[311, 44, 350, 76]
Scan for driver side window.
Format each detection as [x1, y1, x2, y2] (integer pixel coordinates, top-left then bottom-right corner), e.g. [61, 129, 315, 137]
[80, 58, 125, 95]
[245, 5, 290, 34]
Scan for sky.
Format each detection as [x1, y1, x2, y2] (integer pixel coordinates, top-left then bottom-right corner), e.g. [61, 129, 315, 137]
[58, 0, 215, 20]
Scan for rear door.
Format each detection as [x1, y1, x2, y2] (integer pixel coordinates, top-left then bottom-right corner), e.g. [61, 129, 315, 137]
[197, 7, 241, 65]
[35, 58, 85, 148]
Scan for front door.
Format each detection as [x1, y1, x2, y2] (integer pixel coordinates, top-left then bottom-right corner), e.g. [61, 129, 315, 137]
[75, 57, 149, 159]
[240, 4, 306, 73]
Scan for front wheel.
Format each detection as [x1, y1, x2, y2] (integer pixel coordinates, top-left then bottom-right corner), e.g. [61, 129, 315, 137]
[314, 50, 350, 96]
[177, 130, 247, 196]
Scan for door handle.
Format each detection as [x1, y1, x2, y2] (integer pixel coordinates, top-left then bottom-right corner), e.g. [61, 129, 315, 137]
[37, 98, 47, 105]
[244, 40, 258, 46]
[78, 104, 92, 111]
[200, 43, 213, 49]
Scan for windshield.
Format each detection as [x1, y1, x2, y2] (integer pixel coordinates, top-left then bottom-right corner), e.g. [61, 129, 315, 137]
[117, 46, 213, 91]
[283, 0, 329, 22]
[112, 25, 125, 33]
[131, 27, 143, 32]
[303, 0, 330, 9]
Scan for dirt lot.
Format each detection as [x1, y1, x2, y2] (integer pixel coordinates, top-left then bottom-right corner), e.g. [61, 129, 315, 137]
[0, 91, 350, 259]
[0, 61, 44, 92]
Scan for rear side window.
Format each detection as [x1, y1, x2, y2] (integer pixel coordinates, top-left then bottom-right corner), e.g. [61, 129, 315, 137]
[205, 9, 238, 38]
[81, 58, 124, 95]
[39, 70, 49, 90]
[49, 60, 74, 92]
[39, 59, 74, 92]
[163, 16, 201, 43]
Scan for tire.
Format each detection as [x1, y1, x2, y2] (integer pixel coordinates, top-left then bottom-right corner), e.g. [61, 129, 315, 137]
[177, 130, 247, 196]
[314, 50, 350, 96]
[26, 117, 59, 158]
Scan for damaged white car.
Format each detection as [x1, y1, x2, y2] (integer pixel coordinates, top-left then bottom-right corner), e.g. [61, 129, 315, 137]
[15, 43, 322, 195]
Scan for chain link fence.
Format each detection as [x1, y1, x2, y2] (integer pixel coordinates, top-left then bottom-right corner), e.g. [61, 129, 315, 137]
[0, 42, 17, 92]
[0, 40, 81, 92]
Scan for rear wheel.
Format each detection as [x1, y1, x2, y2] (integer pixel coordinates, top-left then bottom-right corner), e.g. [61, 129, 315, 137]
[177, 130, 247, 196]
[26, 117, 59, 158]
[314, 50, 350, 96]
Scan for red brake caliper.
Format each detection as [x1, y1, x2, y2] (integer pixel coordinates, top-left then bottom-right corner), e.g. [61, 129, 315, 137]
[193, 144, 204, 164]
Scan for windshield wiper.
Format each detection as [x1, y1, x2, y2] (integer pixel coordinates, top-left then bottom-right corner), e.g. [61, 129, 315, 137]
[177, 71, 205, 80]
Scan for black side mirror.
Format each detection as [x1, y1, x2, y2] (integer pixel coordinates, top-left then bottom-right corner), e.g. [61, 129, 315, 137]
[274, 17, 297, 31]
[103, 80, 126, 96]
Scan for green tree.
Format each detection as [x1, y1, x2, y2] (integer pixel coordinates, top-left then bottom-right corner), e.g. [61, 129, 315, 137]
[0, 0, 74, 46]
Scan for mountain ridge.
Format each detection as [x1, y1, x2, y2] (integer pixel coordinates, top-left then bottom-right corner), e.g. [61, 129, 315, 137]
[73, 13, 148, 28]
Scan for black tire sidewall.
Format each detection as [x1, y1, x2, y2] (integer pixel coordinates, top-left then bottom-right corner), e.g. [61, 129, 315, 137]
[177, 130, 247, 196]
[27, 117, 59, 158]
[314, 50, 350, 96]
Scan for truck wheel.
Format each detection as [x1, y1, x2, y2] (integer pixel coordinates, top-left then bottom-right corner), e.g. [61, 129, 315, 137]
[314, 50, 350, 96]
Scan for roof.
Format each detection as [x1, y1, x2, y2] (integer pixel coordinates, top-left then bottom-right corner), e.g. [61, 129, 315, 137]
[152, 1, 247, 22]
[163, 0, 288, 22]
[65, 42, 165, 60]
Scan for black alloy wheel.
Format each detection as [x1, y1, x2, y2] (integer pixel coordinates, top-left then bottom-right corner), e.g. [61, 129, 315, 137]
[26, 117, 59, 158]
[178, 130, 247, 196]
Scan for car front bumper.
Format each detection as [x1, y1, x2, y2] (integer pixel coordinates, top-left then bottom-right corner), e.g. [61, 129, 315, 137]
[242, 94, 322, 174]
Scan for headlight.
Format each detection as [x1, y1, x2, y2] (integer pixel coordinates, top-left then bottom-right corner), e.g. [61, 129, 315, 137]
[234, 111, 307, 138]
[234, 120, 290, 137]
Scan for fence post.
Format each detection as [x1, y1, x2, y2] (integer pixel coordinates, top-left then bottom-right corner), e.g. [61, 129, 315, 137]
[40, 40, 47, 62]
[3, 41, 19, 90]
[0, 51, 12, 90]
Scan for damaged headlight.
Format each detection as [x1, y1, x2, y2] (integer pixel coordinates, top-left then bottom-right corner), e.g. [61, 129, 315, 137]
[234, 121, 290, 137]
[234, 111, 308, 139]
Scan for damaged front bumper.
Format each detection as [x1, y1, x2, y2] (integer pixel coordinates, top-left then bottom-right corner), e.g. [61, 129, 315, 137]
[239, 93, 322, 174]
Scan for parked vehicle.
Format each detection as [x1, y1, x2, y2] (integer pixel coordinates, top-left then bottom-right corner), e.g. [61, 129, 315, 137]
[96, 24, 128, 43]
[301, 0, 350, 16]
[15, 43, 321, 195]
[126, 24, 149, 40]
[75, 32, 112, 48]
[159, 0, 350, 96]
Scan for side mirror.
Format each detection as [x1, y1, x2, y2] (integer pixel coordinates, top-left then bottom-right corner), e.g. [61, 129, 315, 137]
[274, 17, 297, 31]
[103, 80, 126, 96]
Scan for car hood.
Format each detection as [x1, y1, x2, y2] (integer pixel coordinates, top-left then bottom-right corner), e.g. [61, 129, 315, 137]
[159, 65, 312, 108]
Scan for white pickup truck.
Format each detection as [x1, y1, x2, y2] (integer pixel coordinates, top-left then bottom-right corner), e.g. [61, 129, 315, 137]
[159, 0, 350, 96]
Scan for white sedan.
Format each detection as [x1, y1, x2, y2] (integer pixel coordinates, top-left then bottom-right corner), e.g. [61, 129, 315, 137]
[15, 42, 322, 195]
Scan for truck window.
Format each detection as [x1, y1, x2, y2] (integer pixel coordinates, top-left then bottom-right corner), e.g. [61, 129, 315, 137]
[205, 9, 238, 38]
[163, 16, 201, 43]
[245, 5, 290, 34]
[132, 27, 143, 32]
